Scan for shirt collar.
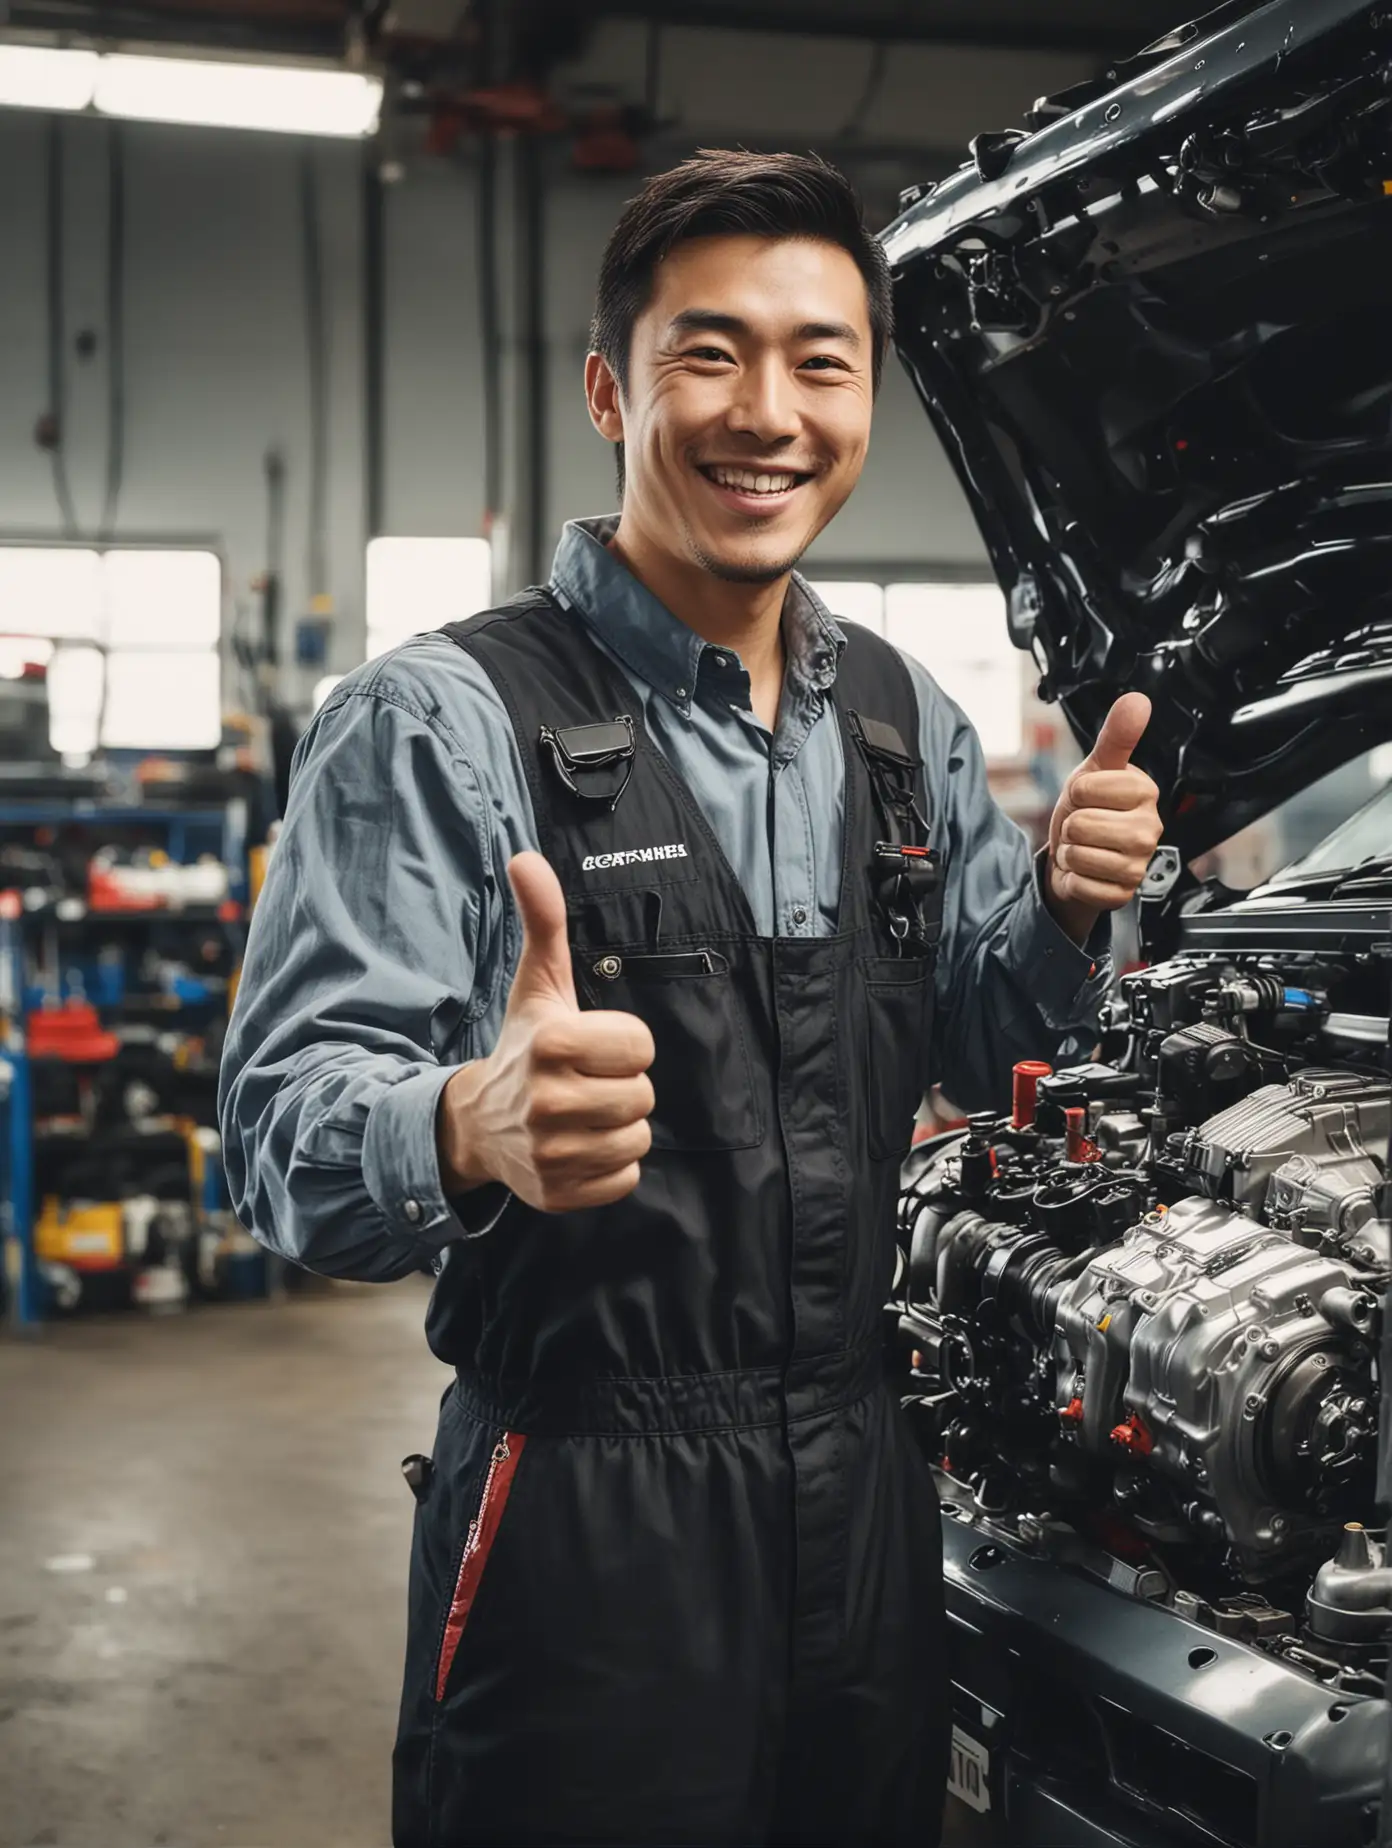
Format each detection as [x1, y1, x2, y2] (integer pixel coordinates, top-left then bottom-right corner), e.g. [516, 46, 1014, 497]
[549, 515, 845, 718]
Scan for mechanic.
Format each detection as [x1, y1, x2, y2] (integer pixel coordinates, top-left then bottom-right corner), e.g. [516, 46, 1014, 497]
[219, 150, 1163, 1847]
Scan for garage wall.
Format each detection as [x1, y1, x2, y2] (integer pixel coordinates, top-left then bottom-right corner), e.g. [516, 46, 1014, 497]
[0, 24, 1096, 672]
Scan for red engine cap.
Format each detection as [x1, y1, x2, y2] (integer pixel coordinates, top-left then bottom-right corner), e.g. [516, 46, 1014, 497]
[1065, 1106, 1101, 1164]
[1011, 1060, 1052, 1129]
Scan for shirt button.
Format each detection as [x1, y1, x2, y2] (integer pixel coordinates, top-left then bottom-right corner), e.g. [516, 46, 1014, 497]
[675, 685, 688, 700]
[792, 906, 807, 926]
[713, 654, 728, 669]
[403, 1199, 422, 1225]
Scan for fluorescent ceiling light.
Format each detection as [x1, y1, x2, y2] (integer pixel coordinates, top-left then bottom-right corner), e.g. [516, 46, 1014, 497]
[94, 52, 382, 138]
[0, 44, 98, 112]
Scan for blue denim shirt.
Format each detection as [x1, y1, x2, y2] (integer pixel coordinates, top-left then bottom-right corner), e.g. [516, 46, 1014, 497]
[219, 517, 1111, 1282]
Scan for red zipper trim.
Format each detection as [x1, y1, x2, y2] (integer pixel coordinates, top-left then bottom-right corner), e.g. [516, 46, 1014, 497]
[434, 1430, 526, 1702]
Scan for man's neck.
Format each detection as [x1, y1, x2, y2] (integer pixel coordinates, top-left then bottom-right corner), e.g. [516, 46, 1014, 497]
[608, 514, 788, 730]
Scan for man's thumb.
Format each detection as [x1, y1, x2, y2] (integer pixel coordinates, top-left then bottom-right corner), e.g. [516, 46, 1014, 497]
[507, 852, 577, 1010]
[1087, 691, 1152, 772]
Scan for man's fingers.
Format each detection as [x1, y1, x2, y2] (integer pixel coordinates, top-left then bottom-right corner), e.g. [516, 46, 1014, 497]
[1087, 692, 1152, 772]
[1060, 809, 1161, 854]
[543, 1120, 653, 1183]
[559, 1164, 644, 1212]
[1053, 841, 1151, 889]
[1068, 768, 1160, 813]
[533, 1008, 656, 1078]
[540, 1072, 655, 1132]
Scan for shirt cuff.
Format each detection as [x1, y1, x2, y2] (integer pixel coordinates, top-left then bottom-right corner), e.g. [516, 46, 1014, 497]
[1004, 851, 1113, 1033]
[362, 1066, 509, 1248]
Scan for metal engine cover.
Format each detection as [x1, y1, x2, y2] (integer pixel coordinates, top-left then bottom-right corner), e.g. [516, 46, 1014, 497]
[1183, 1071, 1390, 1217]
[1053, 1193, 1359, 1571]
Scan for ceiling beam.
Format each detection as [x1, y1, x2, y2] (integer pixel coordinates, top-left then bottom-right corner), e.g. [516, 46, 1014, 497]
[596, 1, 1156, 58]
[5, 0, 349, 59]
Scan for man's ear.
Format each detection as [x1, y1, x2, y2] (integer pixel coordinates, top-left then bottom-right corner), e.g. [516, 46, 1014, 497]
[585, 352, 625, 443]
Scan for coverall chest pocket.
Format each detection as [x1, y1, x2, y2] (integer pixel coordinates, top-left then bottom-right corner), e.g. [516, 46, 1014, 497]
[857, 955, 935, 1161]
[577, 948, 764, 1152]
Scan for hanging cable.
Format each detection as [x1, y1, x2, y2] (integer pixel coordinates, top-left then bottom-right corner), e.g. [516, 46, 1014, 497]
[477, 128, 503, 545]
[840, 43, 889, 139]
[100, 122, 127, 542]
[644, 22, 663, 122]
[45, 117, 80, 538]
[299, 144, 330, 604]
[362, 147, 385, 541]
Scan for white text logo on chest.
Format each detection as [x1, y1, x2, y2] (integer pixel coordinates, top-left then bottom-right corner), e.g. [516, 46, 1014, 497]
[581, 844, 689, 872]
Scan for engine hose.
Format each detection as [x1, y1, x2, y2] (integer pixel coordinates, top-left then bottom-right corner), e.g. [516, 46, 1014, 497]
[935, 1210, 1072, 1334]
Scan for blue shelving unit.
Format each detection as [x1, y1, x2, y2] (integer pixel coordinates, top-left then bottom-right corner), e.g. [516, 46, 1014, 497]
[0, 792, 248, 1330]
[0, 914, 40, 1331]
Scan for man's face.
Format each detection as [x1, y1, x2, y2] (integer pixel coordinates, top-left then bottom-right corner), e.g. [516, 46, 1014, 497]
[591, 234, 875, 584]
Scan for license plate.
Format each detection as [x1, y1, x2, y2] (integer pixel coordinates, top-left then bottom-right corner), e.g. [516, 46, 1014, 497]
[948, 1726, 991, 1814]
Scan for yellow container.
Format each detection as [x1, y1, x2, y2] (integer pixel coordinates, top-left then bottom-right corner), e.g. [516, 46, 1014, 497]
[34, 1198, 124, 1270]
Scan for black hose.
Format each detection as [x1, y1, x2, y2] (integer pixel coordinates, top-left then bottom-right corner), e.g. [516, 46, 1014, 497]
[840, 43, 888, 139]
[300, 145, 330, 602]
[644, 22, 662, 120]
[477, 128, 503, 544]
[100, 122, 127, 542]
[45, 117, 79, 538]
[520, 133, 547, 585]
[362, 148, 385, 541]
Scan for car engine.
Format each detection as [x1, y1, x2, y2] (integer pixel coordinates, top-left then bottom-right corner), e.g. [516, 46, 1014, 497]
[897, 952, 1392, 1696]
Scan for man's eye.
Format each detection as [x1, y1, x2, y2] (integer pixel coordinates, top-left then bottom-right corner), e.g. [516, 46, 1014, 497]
[800, 355, 845, 372]
[686, 346, 732, 363]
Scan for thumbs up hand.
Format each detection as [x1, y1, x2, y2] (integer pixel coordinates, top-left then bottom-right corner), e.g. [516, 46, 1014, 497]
[436, 853, 655, 1212]
[1045, 693, 1163, 944]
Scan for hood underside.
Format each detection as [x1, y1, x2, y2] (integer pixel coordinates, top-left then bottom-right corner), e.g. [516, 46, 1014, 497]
[883, 0, 1392, 861]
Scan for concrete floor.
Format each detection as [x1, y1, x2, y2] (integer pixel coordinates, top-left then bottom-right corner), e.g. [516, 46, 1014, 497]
[0, 1282, 976, 1848]
[0, 1279, 449, 1848]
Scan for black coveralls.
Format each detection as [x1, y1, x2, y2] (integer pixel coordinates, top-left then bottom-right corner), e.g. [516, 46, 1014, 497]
[392, 594, 949, 1847]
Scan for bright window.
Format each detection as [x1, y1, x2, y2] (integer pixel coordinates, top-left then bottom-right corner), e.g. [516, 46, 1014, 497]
[0, 545, 222, 755]
[365, 537, 493, 661]
[807, 578, 1023, 761]
[0, 548, 102, 640]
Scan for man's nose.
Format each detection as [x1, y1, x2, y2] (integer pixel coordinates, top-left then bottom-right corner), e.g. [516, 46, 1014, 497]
[726, 356, 800, 446]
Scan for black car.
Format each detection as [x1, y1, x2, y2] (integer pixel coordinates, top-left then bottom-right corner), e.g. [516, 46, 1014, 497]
[882, 4, 1392, 1843]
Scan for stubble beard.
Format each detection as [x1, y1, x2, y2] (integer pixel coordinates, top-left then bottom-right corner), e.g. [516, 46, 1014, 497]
[681, 509, 807, 586]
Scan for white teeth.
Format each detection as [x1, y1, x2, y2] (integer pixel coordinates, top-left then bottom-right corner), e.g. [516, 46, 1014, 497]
[711, 466, 799, 494]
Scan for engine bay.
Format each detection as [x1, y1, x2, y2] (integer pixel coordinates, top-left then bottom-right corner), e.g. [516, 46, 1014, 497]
[897, 948, 1392, 1703]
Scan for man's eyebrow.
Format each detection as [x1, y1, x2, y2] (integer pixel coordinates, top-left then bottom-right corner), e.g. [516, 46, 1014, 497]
[665, 309, 862, 347]
[795, 320, 861, 347]
[667, 309, 749, 339]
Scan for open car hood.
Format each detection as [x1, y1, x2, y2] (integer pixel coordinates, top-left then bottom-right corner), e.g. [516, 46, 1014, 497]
[883, 0, 1392, 862]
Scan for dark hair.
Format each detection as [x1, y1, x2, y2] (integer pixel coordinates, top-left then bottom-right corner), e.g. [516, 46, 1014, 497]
[591, 150, 894, 489]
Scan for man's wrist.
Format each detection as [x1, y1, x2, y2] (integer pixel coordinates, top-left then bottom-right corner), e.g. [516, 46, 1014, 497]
[1043, 858, 1102, 948]
[436, 1061, 495, 1195]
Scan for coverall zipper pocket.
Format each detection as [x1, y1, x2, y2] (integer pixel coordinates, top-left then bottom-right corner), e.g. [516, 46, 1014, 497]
[577, 943, 762, 1151]
[434, 1429, 526, 1701]
[591, 948, 728, 979]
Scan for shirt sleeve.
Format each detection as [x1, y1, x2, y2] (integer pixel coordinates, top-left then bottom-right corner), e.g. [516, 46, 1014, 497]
[904, 656, 1113, 1113]
[218, 672, 515, 1283]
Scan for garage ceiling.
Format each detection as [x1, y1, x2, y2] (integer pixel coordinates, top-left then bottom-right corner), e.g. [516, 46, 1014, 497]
[2, 0, 1210, 60]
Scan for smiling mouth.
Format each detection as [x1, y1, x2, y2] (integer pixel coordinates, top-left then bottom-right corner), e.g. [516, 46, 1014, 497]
[697, 463, 815, 500]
